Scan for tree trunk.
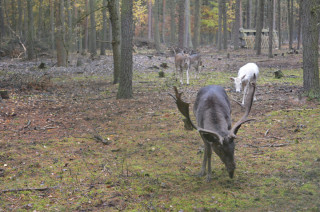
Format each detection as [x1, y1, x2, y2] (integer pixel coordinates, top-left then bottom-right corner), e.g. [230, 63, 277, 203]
[253, 0, 258, 28]
[26, 0, 34, 60]
[67, 0, 72, 51]
[161, 0, 166, 44]
[55, 0, 67, 67]
[287, 0, 293, 49]
[0, 0, 6, 40]
[89, 0, 97, 56]
[178, 0, 185, 50]
[268, 0, 274, 58]
[148, 0, 152, 40]
[246, 0, 252, 28]
[100, 0, 108, 55]
[17, 0, 22, 36]
[107, 0, 121, 84]
[255, 0, 264, 55]
[38, 0, 43, 39]
[11, 0, 16, 32]
[169, 0, 176, 45]
[50, 0, 55, 52]
[234, 0, 241, 50]
[277, 0, 281, 49]
[83, 0, 89, 52]
[154, 0, 161, 51]
[194, 0, 202, 49]
[301, 0, 320, 98]
[297, 0, 302, 50]
[117, 0, 133, 99]
[222, 0, 227, 49]
[218, 0, 222, 50]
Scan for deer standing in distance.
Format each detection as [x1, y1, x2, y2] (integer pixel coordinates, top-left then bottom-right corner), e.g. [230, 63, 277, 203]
[170, 74, 256, 181]
[187, 53, 203, 80]
[174, 52, 190, 85]
[230, 63, 259, 105]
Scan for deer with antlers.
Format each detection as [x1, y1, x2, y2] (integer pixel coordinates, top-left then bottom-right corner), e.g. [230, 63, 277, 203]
[170, 75, 256, 181]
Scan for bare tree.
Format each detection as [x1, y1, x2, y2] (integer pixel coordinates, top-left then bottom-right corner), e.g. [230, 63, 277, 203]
[161, 0, 166, 44]
[301, 0, 320, 98]
[246, 0, 252, 28]
[117, 0, 133, 99]
[297, 0, 302, 50]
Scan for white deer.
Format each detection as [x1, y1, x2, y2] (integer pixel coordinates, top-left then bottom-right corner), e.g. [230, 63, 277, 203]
[230, 63, 259, 105]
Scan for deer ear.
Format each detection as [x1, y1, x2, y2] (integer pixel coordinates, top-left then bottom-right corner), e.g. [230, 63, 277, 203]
[198, 128, 223, 145]
[230, 77, 235, 82]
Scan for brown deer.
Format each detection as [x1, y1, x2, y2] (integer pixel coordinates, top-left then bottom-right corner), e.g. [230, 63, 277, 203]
[170, 75, 256, 181]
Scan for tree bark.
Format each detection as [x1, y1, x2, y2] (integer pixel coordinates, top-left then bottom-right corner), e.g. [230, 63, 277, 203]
[184, 0, 193, 48]
[0, 0, 6, 39]
[55, 0, 67, 66]
[107, 0, 121, 84]
[154, 0, 161, 51]
[255, 0, 264, 55]
[194, 0, 202, 49]
[100, 0, 108, 55]
[148, 0, 152, 40]
[178, 0, 185, 50]
[89, 0, 97, 56]
[17, 0, 22, 36]
[26, 0, 34, 60]
[297, 0, 302, 50]
[287, 0, 293, 49]
[268, 0, 274, 58]
[169, 0, 176, 45]
[38, 0, 43, 39]
[218, 0, 222, 50]
[234, 0, 241, 50]
[277, 0, 281, 49]
[83, 0, 89, 52]
[246, 0, 252, 28]
[222, 0, 227, 49]
[50, 0, 55, 52]
[301, 0, 320, 98]
[117, 0, 133, 99]
[161, 0, 166, 44]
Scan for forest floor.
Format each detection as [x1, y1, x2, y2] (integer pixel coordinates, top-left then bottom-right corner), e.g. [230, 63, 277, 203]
[0, 46, 320, 211]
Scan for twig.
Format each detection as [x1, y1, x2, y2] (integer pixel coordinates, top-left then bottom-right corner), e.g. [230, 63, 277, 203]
[264, 129, 270, 136]
[1, 186, 58, 194]
[246, 143, 289, 148]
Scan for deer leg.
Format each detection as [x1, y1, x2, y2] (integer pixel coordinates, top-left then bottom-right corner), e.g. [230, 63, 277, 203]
[206, 143, 213, 182]
[179, 66, 183, 84]
[186, 67, 190, 85]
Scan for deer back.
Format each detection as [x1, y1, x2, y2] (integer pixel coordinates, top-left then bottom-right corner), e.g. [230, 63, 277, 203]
[194, 85, 232, 138]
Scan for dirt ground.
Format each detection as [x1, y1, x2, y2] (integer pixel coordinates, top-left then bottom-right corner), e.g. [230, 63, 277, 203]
[0, 47, 320, 211]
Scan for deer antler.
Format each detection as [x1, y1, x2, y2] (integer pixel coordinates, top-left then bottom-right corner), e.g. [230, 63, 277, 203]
[230, 74, 257, 137]
[169, 86, 225, 144]
[169, 86, 197, 130]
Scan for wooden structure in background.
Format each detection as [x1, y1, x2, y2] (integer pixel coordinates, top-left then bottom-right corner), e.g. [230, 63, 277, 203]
[239, 28, 279, 49]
